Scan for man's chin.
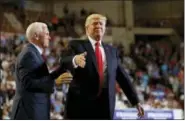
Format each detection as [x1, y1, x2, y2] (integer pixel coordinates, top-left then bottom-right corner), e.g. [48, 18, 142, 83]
[43, 44, 49, 48]
[95, 34, 103, 39]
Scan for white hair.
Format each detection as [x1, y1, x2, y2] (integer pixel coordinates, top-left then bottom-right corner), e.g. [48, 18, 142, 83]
[85, 14, 107, 27]
[26, 22, 47, 41]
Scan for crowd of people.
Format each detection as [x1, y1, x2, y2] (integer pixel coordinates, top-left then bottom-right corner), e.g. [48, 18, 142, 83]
[0, 33, 184, 119]
[115, 39, 184, 111]
[0, 8, 184, 119]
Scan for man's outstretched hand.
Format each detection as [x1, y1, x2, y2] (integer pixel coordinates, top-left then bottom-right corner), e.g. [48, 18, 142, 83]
[74, 52, 87, 68]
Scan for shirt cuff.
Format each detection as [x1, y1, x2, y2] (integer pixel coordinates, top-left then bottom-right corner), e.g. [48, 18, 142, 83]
[72, 55, 78, 68]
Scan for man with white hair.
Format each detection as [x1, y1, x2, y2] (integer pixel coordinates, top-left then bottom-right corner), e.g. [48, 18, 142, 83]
[61, 14, 144, 119]
[10, 22, 85, 120]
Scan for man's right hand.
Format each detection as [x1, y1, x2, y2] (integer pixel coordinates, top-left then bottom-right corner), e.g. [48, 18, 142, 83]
[74, 52, 87, 68]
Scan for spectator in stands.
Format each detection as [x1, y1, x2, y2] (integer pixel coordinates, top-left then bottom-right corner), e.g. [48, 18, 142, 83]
[51, 14, 59, 31]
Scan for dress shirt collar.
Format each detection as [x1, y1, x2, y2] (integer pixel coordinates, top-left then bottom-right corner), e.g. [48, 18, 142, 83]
[88, 36, 102, 47]
[31, 43, 43, 55]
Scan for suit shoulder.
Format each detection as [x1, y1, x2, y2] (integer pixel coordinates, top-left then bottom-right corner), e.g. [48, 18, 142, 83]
[69, 40, 88, 49]
[19, 45, 33, 56]
[105, 44, 118, 52]
[17, 45, 34, 62]
[69, 39, 88, 45]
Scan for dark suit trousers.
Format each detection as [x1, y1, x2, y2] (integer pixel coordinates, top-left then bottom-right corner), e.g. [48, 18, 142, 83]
[83, 88, 110, 120]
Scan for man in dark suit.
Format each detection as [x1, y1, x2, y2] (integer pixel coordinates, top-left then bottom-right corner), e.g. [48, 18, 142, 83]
[61, 14, 144, 119]
[10, 22, 84, 120]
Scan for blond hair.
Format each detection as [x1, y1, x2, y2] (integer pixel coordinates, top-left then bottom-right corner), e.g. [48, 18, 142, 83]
[26, 22, 47, 42]
[85, 14, 107, 27]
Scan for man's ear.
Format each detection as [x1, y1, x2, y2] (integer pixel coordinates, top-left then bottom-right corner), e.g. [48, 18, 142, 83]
[85, 26, 88, 31]
[34, 33, 39, 40]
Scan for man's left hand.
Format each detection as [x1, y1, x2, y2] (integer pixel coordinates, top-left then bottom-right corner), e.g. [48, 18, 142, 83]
[136, 103, 144, 118]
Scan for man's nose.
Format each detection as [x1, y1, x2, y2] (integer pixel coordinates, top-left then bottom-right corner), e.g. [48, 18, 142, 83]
[96, 24, 102, 28]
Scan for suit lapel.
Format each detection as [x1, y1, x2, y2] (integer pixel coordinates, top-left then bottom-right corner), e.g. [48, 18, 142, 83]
[102, 43, 111, 76]
[28, 43, 49, 73]
[28, 43, 44, 62]
[83, 40, 98, 72]
[83, 40, 112, 75]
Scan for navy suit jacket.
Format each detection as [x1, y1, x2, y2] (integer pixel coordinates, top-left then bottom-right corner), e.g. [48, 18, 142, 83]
[11, 43, 66, 120]
[61, 40, 139, 119]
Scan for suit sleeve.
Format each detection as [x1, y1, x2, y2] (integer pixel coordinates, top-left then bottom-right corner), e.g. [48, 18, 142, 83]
[59, 41, 77, 74]
[115, 49, 139, 106]
[18, 51, 58, 92]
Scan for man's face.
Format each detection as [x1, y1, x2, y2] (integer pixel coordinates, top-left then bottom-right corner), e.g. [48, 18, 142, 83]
[86, 18, 106, 40]
[39, 26, 51, 48]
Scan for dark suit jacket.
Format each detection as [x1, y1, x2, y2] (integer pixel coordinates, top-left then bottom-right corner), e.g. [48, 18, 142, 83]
[61, 40, 139, 119]
[11, 43, 66, 120]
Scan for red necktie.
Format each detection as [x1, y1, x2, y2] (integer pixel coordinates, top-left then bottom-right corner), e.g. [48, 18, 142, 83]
[42, 54, 47, 62]
[41, 49, 47, 62]
[95, 42, 103, 95]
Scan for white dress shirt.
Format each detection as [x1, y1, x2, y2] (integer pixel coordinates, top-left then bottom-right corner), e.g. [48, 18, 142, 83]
[88, 36, 107, 71]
